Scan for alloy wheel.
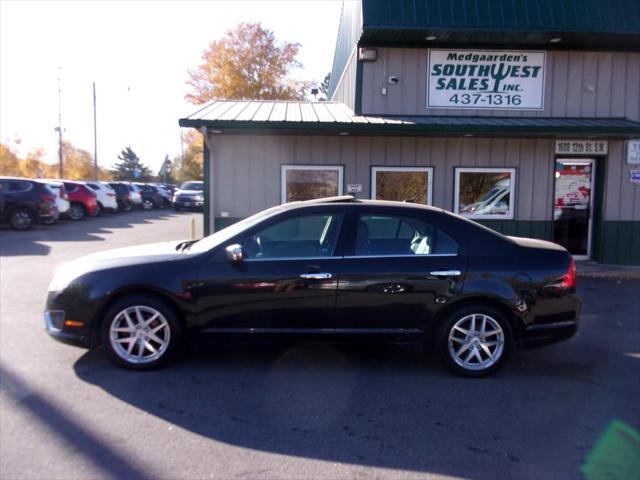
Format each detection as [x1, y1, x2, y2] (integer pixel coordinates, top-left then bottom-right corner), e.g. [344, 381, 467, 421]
[109, 305, 171, 365]
[11, 210, 33, 230]
[448, 313, 505, 371]
[142, 199, 153, 210]
[69, 204, 84, 220]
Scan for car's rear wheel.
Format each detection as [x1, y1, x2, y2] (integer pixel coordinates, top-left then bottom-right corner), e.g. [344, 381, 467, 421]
[89, 202, 102, 217]
[119, 200, 132, 212]
[68, 203, 86, 221]
[102, 295, 183, 370]
[8, 208, 35, 230]
[437, 305, 510, 377]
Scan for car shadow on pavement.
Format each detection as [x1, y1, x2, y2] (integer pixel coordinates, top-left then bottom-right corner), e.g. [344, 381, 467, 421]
[71, 331, 635, 480]
[0, 209, 189, 257]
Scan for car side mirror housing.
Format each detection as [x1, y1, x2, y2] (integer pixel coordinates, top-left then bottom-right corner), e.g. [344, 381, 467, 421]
[225, 244, 244, 263]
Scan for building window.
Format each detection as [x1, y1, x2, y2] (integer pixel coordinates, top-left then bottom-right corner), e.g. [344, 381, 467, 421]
[281, 165, 343, 203]
[371, 167, 433, 205]
[454, 168, 516, 219]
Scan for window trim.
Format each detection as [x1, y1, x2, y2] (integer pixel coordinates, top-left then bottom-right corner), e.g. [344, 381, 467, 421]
[280, 165, 344, 204]
[371, 166, 434, 205]
[453, 167, 516, 220]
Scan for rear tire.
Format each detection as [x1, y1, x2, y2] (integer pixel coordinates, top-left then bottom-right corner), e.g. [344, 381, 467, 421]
[89, 203, 101, 217]
[8, 208, 35, 230]
[436, 304, 511, 377]
[102, 294, 183, 370]
[68, 203, 86, 221]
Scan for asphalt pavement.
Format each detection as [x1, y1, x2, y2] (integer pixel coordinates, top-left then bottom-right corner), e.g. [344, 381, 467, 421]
[1, 210, 639, 480]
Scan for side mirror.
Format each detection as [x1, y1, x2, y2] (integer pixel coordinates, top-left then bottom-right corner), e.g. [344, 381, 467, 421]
[225, 243, 244, 262]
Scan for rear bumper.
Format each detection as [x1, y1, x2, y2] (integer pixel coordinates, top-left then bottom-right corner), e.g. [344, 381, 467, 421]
[518, 320, 579, 349]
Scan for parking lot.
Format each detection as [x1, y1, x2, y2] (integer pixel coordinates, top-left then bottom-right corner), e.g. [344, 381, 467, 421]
[1, 211, 639, 480]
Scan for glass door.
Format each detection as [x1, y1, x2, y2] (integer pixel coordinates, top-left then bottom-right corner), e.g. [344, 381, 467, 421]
[553, 159, 595, 259]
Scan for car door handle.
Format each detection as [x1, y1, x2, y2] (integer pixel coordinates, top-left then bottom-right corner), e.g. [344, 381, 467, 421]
[429, 270, 461, 277]
[300, 273, 332, 280]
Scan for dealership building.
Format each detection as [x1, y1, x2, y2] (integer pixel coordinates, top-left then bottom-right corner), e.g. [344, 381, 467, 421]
[180, 0, 640, 265]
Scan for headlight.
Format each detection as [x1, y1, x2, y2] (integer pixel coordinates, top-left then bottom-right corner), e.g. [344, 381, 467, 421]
[195, 194, 204, 201]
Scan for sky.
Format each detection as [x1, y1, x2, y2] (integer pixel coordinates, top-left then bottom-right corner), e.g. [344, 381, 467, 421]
[0, 0, 343, 173]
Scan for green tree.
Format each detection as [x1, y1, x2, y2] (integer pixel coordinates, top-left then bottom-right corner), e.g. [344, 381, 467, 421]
[186, 22, 307, 104]
[111, 146, 151, 181]
[318, 72, 331, 100]
[157, 154, 174, 183]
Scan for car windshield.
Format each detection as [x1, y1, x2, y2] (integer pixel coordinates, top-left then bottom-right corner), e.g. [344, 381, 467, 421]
[180, 182, 203, 191]
[187, 204, 286, 254]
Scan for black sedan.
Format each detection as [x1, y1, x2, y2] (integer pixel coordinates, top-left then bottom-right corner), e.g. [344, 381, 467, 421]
[45, 196, 580, 376]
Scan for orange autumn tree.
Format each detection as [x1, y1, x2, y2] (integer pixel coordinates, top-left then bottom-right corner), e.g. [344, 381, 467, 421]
[185, 22, 307, 103]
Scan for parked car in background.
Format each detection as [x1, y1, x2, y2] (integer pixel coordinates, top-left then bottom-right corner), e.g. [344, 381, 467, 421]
[84, 181, 118, 214]
[54, 180, 98, 221]
[44, 181, 70, 224]
[44, 196, 580, 376]
[0, 177, 59, 230]
[109, 182, 134, 212]
[173, 180, 204, 211]
[153, 183, 173, 207]
[133, 183, 165, 210]
[124, 182, 143, 207]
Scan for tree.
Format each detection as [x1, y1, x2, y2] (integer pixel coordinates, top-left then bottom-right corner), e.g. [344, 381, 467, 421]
[318, 72, 331, 100]
[172, 131, 203, 183]
[111, 146, 151, 181]
[62, 142, 112, 180]
[186, 22, 307, 103]
[157, 154, 174, 183]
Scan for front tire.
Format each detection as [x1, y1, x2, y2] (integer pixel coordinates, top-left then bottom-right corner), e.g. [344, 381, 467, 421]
[142, 199, 154, 211]
[102, 295, 183, 370]
[436, 305, 511, 377]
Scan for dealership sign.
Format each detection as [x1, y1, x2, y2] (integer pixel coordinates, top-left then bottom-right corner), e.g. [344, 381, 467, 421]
[427, 50, 546, 110]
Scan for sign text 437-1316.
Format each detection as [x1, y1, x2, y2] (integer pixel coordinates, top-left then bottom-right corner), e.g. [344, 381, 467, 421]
[427, 50, 546, 111]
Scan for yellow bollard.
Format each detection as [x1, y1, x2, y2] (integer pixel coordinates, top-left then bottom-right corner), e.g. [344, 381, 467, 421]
[190, 217, 196, 240]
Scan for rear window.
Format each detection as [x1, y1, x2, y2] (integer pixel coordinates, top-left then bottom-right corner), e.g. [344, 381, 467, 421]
[87, 183, 99, 190]
[8, 180, 32, 193]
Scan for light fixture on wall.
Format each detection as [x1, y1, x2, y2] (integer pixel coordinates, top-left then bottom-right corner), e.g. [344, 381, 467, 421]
[549, 37, 562, 43]
[358, 48, 377, 61]
[211, 129, 222, 134]
[425, 35, 437, 41]
[464, 133, 474, 137]
[338, 132, 350, 136]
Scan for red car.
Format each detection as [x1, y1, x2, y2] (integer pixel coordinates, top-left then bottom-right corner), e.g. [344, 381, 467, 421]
[60, 181, 98, 220]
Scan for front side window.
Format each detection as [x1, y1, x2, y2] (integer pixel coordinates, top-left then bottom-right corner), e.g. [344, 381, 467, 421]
[454, 168, 516, 219]
[242, 212, 343, 260]
[8, 181, 32, 193]
[281, 165, 343, 203]
[355, 214, 458, 256]
[371, 167, 433, 205]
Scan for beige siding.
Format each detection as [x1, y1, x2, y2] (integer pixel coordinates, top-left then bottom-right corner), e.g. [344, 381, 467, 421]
[331, 48, 357, 111]
[209, 134, 561, 221]
[361, 49, 640, 121]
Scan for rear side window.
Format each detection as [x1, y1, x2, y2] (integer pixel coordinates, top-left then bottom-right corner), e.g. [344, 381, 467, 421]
[355, 214, 458, 256]
[64, 183, 78, 193]
[8, 181, 32, 193]
[87, 183, 99, 190]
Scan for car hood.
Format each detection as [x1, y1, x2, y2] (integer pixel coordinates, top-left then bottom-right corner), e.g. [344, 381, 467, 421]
[176, 189, 203, 195]
[73, 241, 186, 272]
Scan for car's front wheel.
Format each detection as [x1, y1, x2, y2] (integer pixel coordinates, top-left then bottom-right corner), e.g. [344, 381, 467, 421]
[141, 199, 154, 210]
[102, 295, 183, 370]
[437, 305, 510, 377]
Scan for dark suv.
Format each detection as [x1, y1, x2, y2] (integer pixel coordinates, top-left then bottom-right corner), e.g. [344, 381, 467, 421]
[133, 183, 165, 210]
[109, 182, 134, 212]
[0, 177, 59, 230]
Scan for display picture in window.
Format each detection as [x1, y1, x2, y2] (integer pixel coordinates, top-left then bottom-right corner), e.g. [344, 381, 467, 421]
[456, 169, 514, 218]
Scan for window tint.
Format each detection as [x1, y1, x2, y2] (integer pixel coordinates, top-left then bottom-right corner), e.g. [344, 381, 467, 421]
[242, 213, 343, 259]
[8, 181, 32, 192]
[355, 214, 458, 256]
[64, 183, 78, 193]
[87, 183, 99, 190]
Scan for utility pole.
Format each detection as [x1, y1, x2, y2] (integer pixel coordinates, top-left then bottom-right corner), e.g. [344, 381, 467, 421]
[93, 82, 98, 180]
[56, 69, 63, 178]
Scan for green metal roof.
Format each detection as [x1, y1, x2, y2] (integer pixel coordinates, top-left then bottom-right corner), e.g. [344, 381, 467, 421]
[179, 100, 640, 137]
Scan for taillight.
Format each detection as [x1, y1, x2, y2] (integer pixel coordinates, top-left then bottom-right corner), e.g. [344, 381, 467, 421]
[560, 258, 576, 289]
[107, 192, 115, 197]
[39, 194, 56, 203]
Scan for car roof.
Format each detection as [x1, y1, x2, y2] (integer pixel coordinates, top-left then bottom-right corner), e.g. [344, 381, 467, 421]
[284, 195, 446, 214]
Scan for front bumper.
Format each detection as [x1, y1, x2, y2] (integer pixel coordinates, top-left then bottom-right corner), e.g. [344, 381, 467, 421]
[174, 198, 204, 208]
[44, 292, 93, 348]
